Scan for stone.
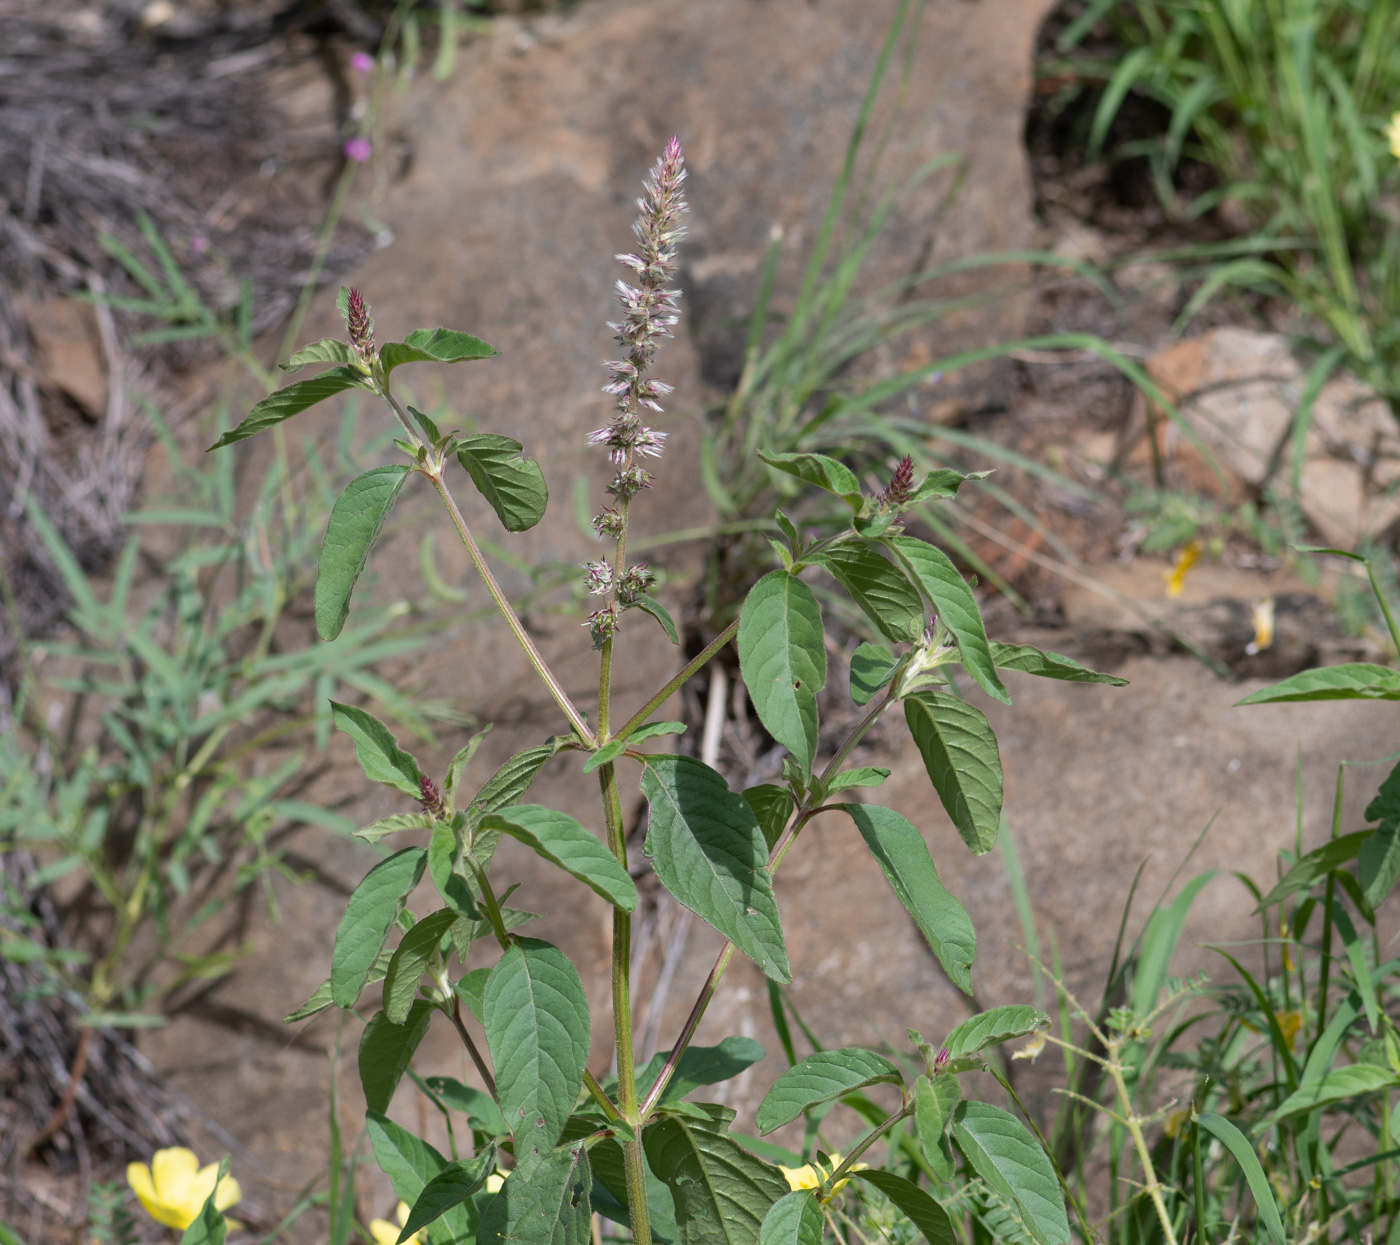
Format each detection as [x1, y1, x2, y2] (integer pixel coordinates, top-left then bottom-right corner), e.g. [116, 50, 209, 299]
[24, 296, 107, 419]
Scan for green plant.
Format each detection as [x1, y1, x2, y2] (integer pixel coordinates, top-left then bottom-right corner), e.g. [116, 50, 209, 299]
[1044, 0, 1400, 414]
[1016, 546, 1400, 1243]
[206, 138, 1138, 1245]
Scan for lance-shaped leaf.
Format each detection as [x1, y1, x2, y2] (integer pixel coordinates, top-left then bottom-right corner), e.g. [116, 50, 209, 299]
[444, 729, 492, 811]
[427, 1076, 509, 1136]
[825, 767, 889, 794]
[457, 435, 548, 533]
[952, 1102, 1070, 1245]
[483, 939, 590, 1175]
[208, 368, 366, 449]
[885, 536, 1007, 705]
[756, 1048, 903, 1133]
[641, 755, 791, 983]
[360, 1000, 435, 1113]
[380, 327, 497, 375]
[1255, 1063, 1400, 1132]
[1367, 760, 1400, 823]
[478, 1141, 591, 1245]
[288, 949, 392, 1023]
[738, 571, 827, 775]
[383, 909, 459, 1024]
[823, 543, 924, 644]
[989, 642, 1128, 686]
[848, 1170, 956, 1245]
[1195, 1113, 1286, 1245]
[644, 1103, 790, 1245]
[477, 805, 637, 912]
[903, 692, 1002, 855]
[583, 720, 686, 774]
[758, 1192, 823, 1245]
[635, 594, 681, 644]
[356, 812, 436, 844]
[331, 702, 423, 797]
[837, 804, 975, 993]
[1360, 824, 1400, 908]
[944, 1006, 1048, 1058]
[758, 451, 863, 510]
[317, 465, 413, 640]
[282, 338, 359, 372]
[1254, 831, 1369, 910]
[914, 1075, 960, 1182]
[400, 1148, 495, 1242]
[1236, 662, 1400, 704]
[366, 1112, 476, 1245]
[471, 743, 556, 815]
[850, 642, 899, 705]
[331, 847, 427, 1007]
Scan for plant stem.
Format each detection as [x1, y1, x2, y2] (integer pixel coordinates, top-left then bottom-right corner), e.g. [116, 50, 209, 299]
[450, 997, 497, 1098]
[427, 471, 592, 742]
[1106, 1047, 1179, 1245]
[615, 620, 739, 741]
[818, 1104, 911, 1204]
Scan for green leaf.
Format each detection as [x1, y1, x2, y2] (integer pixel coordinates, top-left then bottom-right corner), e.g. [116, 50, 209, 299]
[282, 338, 359, 372]
[850, 642, 899, 705]
[1367, 760, 1400, 823]
[1236, 663, 1400, 704]
[381, 327, 497, 374]
[944, 1006, 1048, 1058]
[383, 909, 459, 1024]
[208, 368, 366, 449]
[823, 543, 924, 644]
[582, 721, 686, 774]
[331, 702, 423, 798]
[454, 968, 490, 1022]
[356, 812, 437, 844]
[742, 785, 794, 852]
[316, 465, 413, 640]
[1195, 1112, 1286, 1245]
[952, 1101, 1069, 1245]
[885, 536, 1007, 705]
[635, 594, 681, 644]
[825, 767, 889, 793]
[471, 743, 556, 815]
[1254, 832, 1369, 910]
[483, 939, 591, 1174]
[426, 1076, 509, 1135]
[331, 848, 427, 1008]
[366, 1110, 476, 1245]
[911, 469, 976, 505]
[637, 1036, 768, 1105]
[360, 1000, 435, 1114]
[478, 1141, 590, 1245]
[644, 1103, 790, 1245]
[913, 1075, 960, 1182]
[477, 805, 637, 912]
[457, 435, 548, 532]
[641, 755, 791, 983]
[400, 1149, 495, 1242]
[988, 642, 1128, 686]
[848, 1169, 956, 1245]
[579, 1132, 680, 1242]
[758, 451, 862, 510]
[1256, 1063, 1400, 1132]
[903, 692, 1003, 855]
[179, 1157, 230, 1245]
[739, 571, 827, 775]
[287, 950, 392, 1024]
[429, 821, 482, 926]
[756, 1047, 904, 1133]
[837, 803, 976, 993]
[758, 1192, 824, 1245]
[1360, 824, 1400, 908]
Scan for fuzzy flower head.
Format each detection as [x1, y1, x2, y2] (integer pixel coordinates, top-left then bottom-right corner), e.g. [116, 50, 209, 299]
[592, 507, 625, 541]
[344, 136, 372, 164]
[344, 287, 375, 358]
[419, 773, 447, 820]
[616, 563, 656, 605]
[587, 413, 668, 465]
[370, 1202, 424, 1245]
[879, 455, 916, 508]
[608, 466, 653, 501]
[583, 560, 614, 595]
[127, 1148, 241, 1231]
[586, 603, 620, 649]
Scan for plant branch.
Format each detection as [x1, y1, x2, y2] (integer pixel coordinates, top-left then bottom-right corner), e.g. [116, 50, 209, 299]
[616, 619, 739, 741]
[819, 1104, 910, 1205]
[427, 470, 593, 742]
[450, 997, 497, 1099]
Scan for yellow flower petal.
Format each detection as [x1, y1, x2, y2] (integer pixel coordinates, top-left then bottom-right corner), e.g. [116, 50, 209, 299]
[1388, 112, 1400, 161]
[127, 1162, 188, 1231]
[1164, 541, 1201, 598]
[485, 1173, 506, 1194]
[369, 1217, 401, 1245]
[780, 1164, 820, 1191]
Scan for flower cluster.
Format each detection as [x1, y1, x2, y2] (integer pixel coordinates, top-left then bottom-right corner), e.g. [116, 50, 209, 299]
[878, 455, 915, 508]
[419, 773, 447, 819]
[346, 287, 375, 358]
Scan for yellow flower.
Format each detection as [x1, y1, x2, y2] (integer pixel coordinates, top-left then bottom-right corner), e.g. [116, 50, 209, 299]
[1386, 112, 1400, 160]
[779, 1153, 866, 1198]
[370, 1201, 424, 1245]
[1164, 541, 1201, 598]
[1163, 1107, 1191, 1139]
[485, 1172, 507, 1194]
[1245, 596, 1275, 655]
[1275, 1009, 1304, 1051]
[1012, 1032, 1047, 1062]
[126, 1148, 241, 1231]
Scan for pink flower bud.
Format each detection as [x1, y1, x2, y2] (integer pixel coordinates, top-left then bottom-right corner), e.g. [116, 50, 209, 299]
[343, 136, 372, 164]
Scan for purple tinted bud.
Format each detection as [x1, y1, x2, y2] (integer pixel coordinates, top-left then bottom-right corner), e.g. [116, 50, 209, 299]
[350, 50, 374, 75]
[617, 563, 656, 605]
[419, 774, 447, 819]
[608, 466, 652, 500]
[880, 455, 916, 507]
[345, 288, 375, 357]
[934, 1047, 950, 1074]
[344, 136, 372, 163]
[592, 508, 625, 540]
[586, 604, 620, 648]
